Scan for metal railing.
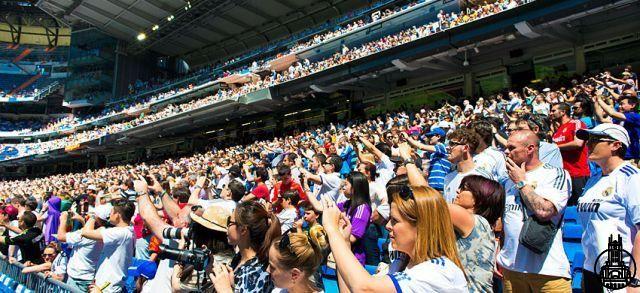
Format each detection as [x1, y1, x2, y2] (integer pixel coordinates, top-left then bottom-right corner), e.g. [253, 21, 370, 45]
[0, 256, 82, 293]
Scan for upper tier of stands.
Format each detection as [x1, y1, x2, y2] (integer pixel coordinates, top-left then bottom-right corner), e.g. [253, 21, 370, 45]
[0, 0, 530, 159]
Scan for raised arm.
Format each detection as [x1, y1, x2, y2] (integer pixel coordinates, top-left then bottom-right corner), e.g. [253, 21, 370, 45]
[401, 132, 436, 152]
[596, 95, 626, 121]
[80, 217, 102, 241]
[134, 179, 171, 242]
[398, 143, 428, 188]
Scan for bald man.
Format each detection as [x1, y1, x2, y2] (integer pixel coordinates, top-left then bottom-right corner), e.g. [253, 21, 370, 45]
[497, 130, 572, 293]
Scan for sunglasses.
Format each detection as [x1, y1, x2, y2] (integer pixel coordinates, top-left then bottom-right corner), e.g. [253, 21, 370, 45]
[587, 137, 617, 144]
[389, 185, 415, 204]
[43, 253, 56, 257]
[448, 141, 466, 147]
[226, 216, 237, 228]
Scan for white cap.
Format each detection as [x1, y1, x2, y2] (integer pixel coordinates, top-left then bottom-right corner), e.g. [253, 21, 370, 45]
[543, 88, 551, 92]
[94, 204, 113, 221]
[87, 185, 97, 191]
[576, 123, 630, 147]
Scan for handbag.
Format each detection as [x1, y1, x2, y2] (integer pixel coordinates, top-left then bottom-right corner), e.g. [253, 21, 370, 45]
[518, 194, 563, 254]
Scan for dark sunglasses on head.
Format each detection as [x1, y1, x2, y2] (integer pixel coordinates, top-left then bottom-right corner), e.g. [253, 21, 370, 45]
[389, 185, 415, 204]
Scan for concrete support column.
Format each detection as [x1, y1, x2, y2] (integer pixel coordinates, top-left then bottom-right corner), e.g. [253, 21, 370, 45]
[463, 72, 475, 98]
[574, 45, 586, 75]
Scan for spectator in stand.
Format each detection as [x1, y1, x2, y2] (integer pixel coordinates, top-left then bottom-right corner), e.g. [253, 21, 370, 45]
[276, 190, 300, 233]
[298, 155, 342, 202]
[551, 102, 590, 205]
[450, 175, 504, 293]
[56, 207, 108, 292]
[83, 201, 136, 293]
[0, 211, 43, 265]
[262, 231, 324, 293]
[271, 165, 307, 208]
[443, 128, 494, 203]
[322, 171, 467, 291]
[213, 200, 280, 293]
[515, 117, 563, 169]
[402, 127, 451, 192]
[241, 167, 270, 202]
[593, 94, 640, 166]
[575, 124, 640, 291]
[470, 120, 508, 181]
[499, 130, 571, 292]
[21, 242, 60, 274]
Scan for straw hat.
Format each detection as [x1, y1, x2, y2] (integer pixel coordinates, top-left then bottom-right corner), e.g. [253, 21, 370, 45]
[190, 204, 230, 232]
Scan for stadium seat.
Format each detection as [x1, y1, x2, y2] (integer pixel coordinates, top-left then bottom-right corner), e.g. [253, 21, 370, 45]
[562, 224, 583, 241]
[365, 265, 378, 275]
[563, 241, 583, 267]
[323, 277, 339, 293]
[572, 252, 585, 272]
[564, 207, 579, 224]
[377, 238, 386, 254]
[322, 265, 337, 278]
[571, 270, 583, 293]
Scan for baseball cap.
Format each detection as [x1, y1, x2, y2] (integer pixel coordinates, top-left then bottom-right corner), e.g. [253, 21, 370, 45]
[576, 123, 630, 147]
[94, 204, 113, 221]
[425, 128, 446, 137]
[190, 204, 230, 233]
[543, 88, 551, 92]
[131, 260, 158, 279]
[1, 205, 18, 219]
[87, 185, 97, 191]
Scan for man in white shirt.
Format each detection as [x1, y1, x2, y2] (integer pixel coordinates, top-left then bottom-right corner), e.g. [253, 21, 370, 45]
[471, 121, 508, 181]
[498, 130, 571, 292]
[357, 134, 395, 186]
[57, 206, 108, 292]
[443, 128, 494, 203]
[299, 155, 343, 202]
[82, 201, 136, 293]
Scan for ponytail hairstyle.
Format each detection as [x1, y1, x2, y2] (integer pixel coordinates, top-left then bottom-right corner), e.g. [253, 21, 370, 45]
[234, 201, 281, 264]
[272, 232, 324, 291]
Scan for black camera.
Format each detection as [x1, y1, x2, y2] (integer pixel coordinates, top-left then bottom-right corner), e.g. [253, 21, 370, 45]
[158, 244, 211, 271]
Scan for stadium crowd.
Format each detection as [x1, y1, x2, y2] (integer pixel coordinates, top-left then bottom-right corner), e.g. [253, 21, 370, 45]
[0, 0, 530, 159]
[0, 62, 636, 293]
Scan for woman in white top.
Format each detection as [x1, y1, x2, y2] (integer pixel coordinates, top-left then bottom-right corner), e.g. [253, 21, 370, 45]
[322, 143, 468, 293]
[575, 124, 640, 290]
[266, 231, 326, 293]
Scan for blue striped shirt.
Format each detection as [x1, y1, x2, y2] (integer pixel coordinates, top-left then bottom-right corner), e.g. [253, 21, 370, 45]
[428, 143, 451, 191]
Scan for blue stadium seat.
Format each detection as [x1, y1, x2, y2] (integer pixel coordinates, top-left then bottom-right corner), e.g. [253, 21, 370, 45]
[365, 265, 378, 275]
[563, 241, 583, 266]
[564, 207, 579, 224]
[377, 238, 386, 254]
[322, 265, 336, 278]
[563, 224, 583, 241]
[572, 252, 585, 272]
[323, 277, 339, 293]
[571, 270, 583, 292]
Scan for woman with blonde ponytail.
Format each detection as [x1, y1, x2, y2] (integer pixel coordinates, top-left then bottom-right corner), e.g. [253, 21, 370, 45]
[267, 231, 326, 293]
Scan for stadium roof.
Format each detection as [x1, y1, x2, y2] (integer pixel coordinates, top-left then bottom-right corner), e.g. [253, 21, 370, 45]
[36, 0, 368, 64]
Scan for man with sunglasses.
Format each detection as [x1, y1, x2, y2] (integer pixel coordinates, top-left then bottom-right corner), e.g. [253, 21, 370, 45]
[574, 124, 640, 290]
[298, 155, 342, 202]
[442, 128, 494, 203]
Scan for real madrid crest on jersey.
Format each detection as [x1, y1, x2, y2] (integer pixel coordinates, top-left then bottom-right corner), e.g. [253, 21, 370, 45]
[602, 186, 614, 197]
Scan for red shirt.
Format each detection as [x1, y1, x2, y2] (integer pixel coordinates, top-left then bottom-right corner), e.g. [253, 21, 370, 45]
[251, 183, 270, 200]
[552, 120, 590, 177]
[271, 180, 307, 203]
